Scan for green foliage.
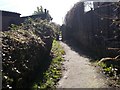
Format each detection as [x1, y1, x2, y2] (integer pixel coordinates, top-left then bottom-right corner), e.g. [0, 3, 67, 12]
[9, 24, 20, 31]
[2, 18, 60, 89]
[33, 6, 53, 21]
[33, 6, 44, 15]
[98, 62, 107, 68]
[23, 18, 60, 40]
[32, 40, 65, 89]
[2, 29, 46, 88]
[98, 62, 119, 80]
[51, 40, 65, 56]
[64, 2, 120, 57]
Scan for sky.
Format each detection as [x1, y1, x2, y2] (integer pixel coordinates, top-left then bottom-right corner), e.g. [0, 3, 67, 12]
[0, 0, 81, 25]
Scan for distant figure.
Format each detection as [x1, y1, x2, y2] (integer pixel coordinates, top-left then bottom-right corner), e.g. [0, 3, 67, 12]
[59, 35, 62, 41]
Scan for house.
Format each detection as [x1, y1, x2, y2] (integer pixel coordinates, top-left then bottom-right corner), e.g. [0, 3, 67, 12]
[22, 9, 52, 22]
[0, 10, 23, 31]
[0, 10, 52, 31]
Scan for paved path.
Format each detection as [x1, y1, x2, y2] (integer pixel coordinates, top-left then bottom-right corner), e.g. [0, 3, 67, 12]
[57, 42, 109, 88]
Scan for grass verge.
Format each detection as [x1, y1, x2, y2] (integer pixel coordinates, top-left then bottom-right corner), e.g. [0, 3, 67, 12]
[32, 40, 65, 89]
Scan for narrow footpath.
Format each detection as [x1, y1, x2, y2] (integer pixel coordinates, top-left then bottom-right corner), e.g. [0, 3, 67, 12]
[57, 42, 109, 88]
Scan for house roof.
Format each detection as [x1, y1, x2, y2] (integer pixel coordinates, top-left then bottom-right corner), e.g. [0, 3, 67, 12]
[0, 10, 21, 17]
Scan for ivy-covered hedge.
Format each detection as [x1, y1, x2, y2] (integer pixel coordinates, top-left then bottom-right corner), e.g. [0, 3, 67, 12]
[2, 18, 59, 89]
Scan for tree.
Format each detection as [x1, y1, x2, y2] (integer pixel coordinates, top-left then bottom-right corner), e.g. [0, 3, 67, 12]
[33, 6, 44, 15]
[33, 6, 53, 21]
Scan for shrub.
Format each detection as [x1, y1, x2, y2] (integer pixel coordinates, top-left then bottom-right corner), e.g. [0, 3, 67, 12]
[2, 18, 59, 89]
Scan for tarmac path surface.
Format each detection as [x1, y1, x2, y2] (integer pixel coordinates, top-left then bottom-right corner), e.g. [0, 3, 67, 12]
[57, 42, 109, 88]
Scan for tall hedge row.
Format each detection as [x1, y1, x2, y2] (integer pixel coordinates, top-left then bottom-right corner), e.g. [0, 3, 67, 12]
[2, 18, 59, 89]
[63, 2, 120, 57]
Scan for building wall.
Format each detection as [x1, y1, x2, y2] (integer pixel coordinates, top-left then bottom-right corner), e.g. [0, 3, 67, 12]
[1, 11, 23, 31]
[2, 15, 22, 31]
[1, 10, 50, 31]
[0, 11, 2, 31]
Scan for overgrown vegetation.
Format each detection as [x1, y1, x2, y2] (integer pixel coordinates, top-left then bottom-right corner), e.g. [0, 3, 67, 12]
[98, 55, 120, 87]
[33, 40, 65, 89]
[97, 2, 120, 87]
[64, 2, 120, 56]
[2, 17, 61, 89]
[33, 6, 52, 21]
[63, 1, 120, 87]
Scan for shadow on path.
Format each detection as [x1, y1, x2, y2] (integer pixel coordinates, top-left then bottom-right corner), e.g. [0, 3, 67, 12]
[57, 41, 109, 88]
[63, 39, 101, 62]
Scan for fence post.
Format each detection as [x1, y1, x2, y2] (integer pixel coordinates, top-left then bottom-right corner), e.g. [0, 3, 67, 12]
[0, 10, 2, 90]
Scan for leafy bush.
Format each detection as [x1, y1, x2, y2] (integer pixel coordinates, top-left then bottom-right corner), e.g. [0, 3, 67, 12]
[2, 18, 60, 89]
